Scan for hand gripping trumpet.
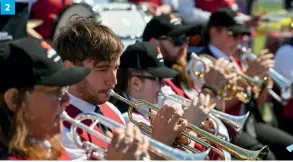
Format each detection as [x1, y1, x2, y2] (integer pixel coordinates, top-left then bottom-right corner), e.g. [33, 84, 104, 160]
[238, 45, 292, 102]
[189, 53, 251, 103]
[160, 93, 250, 136]
[60, 111, 209, 160]
[108, 89, 269, 160]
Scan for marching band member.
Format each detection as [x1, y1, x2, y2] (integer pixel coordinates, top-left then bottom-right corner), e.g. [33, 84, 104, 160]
[113, 41, 215, 125]
[141, 14, 236, 160]
[0, 37, 90, 160]
[141, 14, 236, 106]
[194, 7, 293, 160]
[53, 16, 183, 160]
[111, 41, 215, 149]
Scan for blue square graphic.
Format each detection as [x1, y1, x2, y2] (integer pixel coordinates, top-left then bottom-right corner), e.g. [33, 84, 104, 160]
[1, 0, 15, 15]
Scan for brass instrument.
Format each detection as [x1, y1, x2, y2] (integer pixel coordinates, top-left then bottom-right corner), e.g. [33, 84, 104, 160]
[287, 144, 293, 152]
[161, 93, 250, 136]
[238, 45, 292, 102]
[190, 53, 251, 103]
[60, 111, 209, 160]
[108, 89, 269, 160]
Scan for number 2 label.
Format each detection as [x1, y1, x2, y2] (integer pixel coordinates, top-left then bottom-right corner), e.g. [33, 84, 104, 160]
[1, 0, 15, 15]
[5, 4, 10, 11]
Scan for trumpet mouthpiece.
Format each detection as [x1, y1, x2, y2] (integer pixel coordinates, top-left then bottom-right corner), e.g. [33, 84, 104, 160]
[107, 89, 114, 96]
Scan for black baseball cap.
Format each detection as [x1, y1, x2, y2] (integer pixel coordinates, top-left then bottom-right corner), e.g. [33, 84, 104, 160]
[208, 8, 250, 35]
[120, 42, 178, 78]
[0, 37, 91, 93]
[142, 14, 196, 41]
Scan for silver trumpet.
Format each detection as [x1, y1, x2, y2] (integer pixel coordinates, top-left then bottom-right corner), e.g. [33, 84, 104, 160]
[287, 144, 293, 152]
[160, 93, 249, 136]
[60, 111, 210, 160]
[238, 45, 292, 101]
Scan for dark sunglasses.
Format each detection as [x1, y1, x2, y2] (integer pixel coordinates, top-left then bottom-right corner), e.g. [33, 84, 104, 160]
[132, 75, 164, 84]
[159, 35, 188, 46]
[227, 31, 244, 38]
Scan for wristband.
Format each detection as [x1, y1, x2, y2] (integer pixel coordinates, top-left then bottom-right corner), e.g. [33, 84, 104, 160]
[202, 85, 217, 97]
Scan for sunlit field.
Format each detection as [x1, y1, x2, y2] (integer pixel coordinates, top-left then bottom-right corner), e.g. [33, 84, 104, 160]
[252, 0, 284, 54]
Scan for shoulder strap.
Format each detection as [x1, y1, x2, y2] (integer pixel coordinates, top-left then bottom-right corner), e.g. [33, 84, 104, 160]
[164, 79, 191, 99]
[63, 105, 108, 150]
[100, 103, 125, 125]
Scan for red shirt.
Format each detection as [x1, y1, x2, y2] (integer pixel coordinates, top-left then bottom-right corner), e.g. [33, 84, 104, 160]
[30, 0, 72, 39]
[195, 0, 235, 12]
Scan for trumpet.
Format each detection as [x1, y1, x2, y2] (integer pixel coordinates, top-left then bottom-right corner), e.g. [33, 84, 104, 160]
[160, 93, 250, 136]
[287, 144, 293, 152]
[238, 45, 292, 101]
[60, 111, 209, 160]
[108, 89, 270, 160]
[189, 53, 251, 103]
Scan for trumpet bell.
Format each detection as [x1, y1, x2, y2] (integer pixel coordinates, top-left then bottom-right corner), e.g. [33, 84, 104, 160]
[211, 109, 250, 134]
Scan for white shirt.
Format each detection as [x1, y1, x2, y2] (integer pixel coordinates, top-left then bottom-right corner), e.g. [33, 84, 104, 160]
[274, 44, 293, 82]
[176, 0, 250, 25]
[61, 93, 125, 160]
[177, 0, 211, 25]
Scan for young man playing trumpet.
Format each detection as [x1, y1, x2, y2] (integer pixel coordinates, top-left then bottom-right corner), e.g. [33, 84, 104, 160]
[53, 16, 191, 160]
[0, 37, 150, 160]
[196, 7, 293, 160]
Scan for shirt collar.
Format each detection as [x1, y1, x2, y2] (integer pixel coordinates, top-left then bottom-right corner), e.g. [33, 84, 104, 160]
[68, 93, 96, 113]
[208, 44, 230, 60]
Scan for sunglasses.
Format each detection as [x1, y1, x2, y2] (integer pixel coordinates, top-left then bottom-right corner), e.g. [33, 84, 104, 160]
[159, 35, 188, 46]
[227, 31, 243, 39]
[132, 75, 164, 84]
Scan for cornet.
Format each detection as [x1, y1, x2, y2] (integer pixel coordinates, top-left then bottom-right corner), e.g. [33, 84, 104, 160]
[108, 89, 269, 160]
[60, 111, 209, 160]
[238, 45, 292, 101]
[189, 53, 251, 103]
[160, 93, 250, 136]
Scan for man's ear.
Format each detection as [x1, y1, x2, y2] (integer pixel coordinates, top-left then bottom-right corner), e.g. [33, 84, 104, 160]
[4, 88, 20, 112]
[64, 60, 74, 67]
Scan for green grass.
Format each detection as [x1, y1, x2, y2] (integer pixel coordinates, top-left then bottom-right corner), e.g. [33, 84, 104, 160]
[251, 1, 284, 54]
